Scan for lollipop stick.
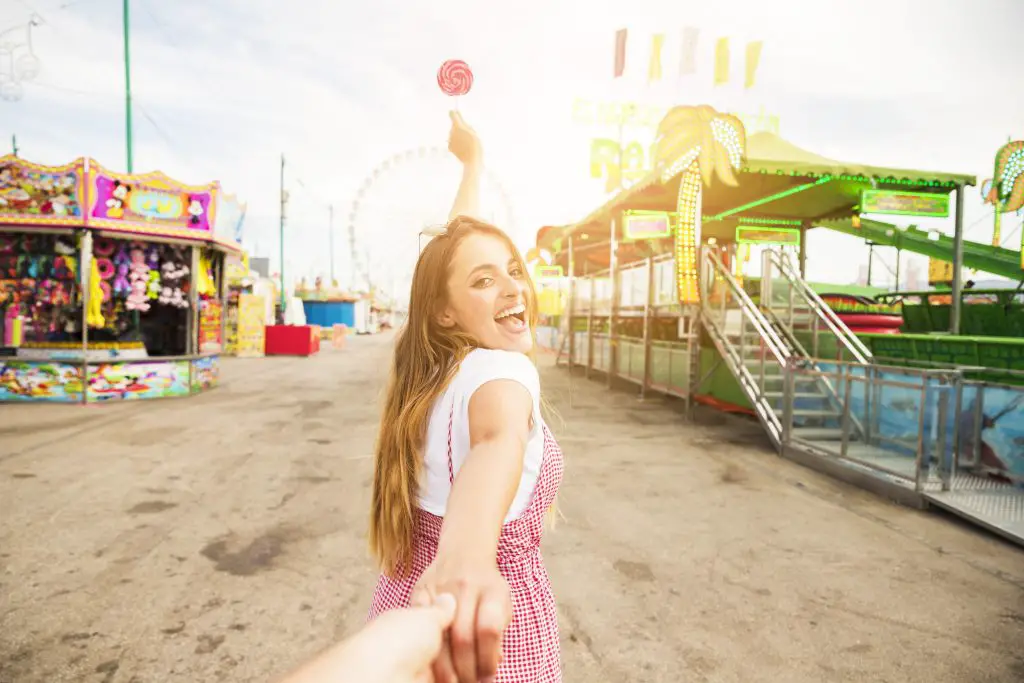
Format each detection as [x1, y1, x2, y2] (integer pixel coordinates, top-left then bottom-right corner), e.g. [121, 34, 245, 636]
[454, 96, 460, 112]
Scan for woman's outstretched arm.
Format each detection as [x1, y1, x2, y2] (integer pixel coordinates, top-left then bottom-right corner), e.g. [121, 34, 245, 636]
[411, 378, 532, 682]
[447, 111, 483, 221]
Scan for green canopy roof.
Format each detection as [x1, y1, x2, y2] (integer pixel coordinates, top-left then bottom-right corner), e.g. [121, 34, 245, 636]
[537, 132, 977, 271]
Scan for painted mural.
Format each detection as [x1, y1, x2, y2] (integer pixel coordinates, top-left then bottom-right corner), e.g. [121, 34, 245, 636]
[796, 363, 1024, 486]
[0, 360, 83, 402]
[87, 361, 190, 401]
[87, 161, 217, 236]
[0, 155, 86, 226]
[191, 355, 219, 392]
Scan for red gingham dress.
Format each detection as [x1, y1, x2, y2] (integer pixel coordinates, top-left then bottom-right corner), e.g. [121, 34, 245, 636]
[368, 402, 564, 682]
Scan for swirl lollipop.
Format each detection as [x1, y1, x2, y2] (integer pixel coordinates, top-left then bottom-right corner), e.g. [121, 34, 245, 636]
[437, 59, 473, 109]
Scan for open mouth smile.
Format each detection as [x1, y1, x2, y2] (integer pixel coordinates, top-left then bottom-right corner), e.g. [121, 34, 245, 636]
[494, 303, 527, 333]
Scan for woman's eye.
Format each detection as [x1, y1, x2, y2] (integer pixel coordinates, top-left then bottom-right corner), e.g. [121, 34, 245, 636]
[473, 277, 494, 288]
[509, 267, 523, 278]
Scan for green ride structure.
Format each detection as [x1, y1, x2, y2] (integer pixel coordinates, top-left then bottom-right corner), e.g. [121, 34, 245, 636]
[533, 107, 1024, 546]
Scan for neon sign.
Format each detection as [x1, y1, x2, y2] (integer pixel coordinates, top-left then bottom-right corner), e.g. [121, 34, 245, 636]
[623, 211, 672, 240]
[861, 190, 949, 218]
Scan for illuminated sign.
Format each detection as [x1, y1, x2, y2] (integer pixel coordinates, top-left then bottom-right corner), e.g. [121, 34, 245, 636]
[534, 265, 564, 280]
[735, 226, 801, 246]
[623, 211, 672, 240]
[861, 190, 949, 218]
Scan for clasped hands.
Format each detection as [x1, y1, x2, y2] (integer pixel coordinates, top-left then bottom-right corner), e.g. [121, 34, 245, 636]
[409, 554, 512, 683]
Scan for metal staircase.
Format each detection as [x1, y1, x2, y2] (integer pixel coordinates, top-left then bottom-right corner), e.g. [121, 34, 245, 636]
[698, 247, 873, 451]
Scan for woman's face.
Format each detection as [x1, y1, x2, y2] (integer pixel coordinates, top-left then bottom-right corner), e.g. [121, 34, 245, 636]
[440, 231, 532, 353]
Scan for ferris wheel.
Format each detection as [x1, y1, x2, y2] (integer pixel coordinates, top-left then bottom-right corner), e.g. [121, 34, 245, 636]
[347, 145, 516, 302]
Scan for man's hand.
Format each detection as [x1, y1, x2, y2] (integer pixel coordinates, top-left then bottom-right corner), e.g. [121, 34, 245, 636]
[277, 595, 458, 683]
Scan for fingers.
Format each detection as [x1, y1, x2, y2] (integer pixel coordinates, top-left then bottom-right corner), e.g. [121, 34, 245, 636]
[449, 110, 464, 125]
[449, 586, 479, 682]
[433, 592, 457, 627]
[474, 586, 510, 678]
[431, 631, 458, 683]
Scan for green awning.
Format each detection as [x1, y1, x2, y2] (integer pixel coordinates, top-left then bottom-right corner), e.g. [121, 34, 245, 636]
[537, 132, 977, 266]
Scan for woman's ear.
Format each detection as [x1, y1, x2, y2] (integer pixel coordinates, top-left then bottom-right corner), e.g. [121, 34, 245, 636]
[436, 307, 456, 328]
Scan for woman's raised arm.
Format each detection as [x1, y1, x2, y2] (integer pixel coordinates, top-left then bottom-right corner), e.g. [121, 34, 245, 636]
[447, 111, 483, 221]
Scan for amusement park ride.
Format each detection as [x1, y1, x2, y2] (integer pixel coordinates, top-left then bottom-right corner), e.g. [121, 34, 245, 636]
[532, 105, 1024, 547]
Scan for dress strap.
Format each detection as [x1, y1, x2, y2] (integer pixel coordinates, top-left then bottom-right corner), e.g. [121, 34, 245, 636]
[447, 396, 455, 485]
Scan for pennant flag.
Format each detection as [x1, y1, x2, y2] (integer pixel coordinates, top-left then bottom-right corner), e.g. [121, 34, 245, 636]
[679, 26, 699, 76]
[614, 28, 627, 78]
[745, 40, 763, 89]
[648, 33, 665, 82]
[714, 37, 730, 85]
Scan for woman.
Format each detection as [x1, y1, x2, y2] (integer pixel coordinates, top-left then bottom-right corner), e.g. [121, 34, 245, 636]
[367, 111, 564, 683]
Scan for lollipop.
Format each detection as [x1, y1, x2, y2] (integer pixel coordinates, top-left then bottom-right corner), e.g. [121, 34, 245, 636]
[437, 59, 473, 100]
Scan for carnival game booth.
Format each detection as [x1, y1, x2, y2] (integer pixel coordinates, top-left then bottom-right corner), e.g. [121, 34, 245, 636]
[536, 104, 1023, 546]
[0, 155, 247, 403]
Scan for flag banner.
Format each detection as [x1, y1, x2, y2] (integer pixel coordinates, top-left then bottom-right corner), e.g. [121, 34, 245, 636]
[648, 33, 665, 82]
[714, 37, 730, 85]
[614, 28, 627, 78]
[745, 40, 763, 89]
[679, 26, 699, 76]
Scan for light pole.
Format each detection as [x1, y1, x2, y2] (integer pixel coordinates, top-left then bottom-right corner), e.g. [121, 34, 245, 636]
[122, 0, 133, 172]
[279, 154, 287, 313]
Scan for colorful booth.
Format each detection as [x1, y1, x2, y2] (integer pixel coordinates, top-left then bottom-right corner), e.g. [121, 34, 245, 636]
[0, 155, 247, 403]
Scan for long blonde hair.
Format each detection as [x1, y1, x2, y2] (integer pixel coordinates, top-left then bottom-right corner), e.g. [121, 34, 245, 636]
[369, 216, 539, 576]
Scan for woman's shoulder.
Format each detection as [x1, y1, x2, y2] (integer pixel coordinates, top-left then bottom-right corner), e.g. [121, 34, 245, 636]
[458, 348, 540, 391]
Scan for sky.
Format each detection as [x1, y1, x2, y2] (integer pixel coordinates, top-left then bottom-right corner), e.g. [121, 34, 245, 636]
[1, 0, 1022, 296]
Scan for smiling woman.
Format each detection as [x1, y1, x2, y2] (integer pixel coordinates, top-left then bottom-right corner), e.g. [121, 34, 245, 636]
[365, 112, 564, 683]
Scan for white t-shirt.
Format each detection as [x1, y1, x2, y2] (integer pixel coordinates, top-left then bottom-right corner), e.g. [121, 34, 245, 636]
[418, 348, 544, 523]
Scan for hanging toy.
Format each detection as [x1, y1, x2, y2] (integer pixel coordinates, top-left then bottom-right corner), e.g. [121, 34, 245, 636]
[146, 245, 160, 270]
[126, 277, 150, 312]
[50, 281, 70, 306]
[93, 238, 115, 257]
[96, 257, 114, 280]
[113, 243, 130, 267]
[113, 262, 130, 296]
[87, 256, 105, 328]
[99, 280, 111, 302]
[128, 245, 150, 282]
[54, 238, 76, 256]
[38, 279, 55, 304]
[146, 269, 161, 300]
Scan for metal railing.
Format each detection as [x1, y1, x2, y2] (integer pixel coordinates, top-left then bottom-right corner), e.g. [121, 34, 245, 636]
[761, 249, 873, 364]
[700, 247, 793, 444]
[782, 359, 959, 492]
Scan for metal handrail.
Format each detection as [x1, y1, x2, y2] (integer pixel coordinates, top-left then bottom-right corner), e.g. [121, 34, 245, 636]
[765, 250, 873, 364]
[704, 248, 792, 366]
[700, 248, 790, 444]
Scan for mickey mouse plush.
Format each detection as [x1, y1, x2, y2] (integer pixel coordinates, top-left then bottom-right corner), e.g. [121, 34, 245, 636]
[106, 181, 131, 219]
[187, 196, 204, 226]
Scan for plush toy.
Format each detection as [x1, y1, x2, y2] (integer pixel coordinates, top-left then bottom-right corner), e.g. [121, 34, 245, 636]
[54, 238, 76, 256]
[158, 249, 191, 309]
[113, 262, 131, 296]
[126, 278, 150, 312]
[146, 269, 161, 300]
[128, 245, 149, 281]
[146, 245, 160, 270]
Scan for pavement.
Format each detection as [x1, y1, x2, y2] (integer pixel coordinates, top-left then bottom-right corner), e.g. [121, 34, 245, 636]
[1, 332, 1023, 683]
